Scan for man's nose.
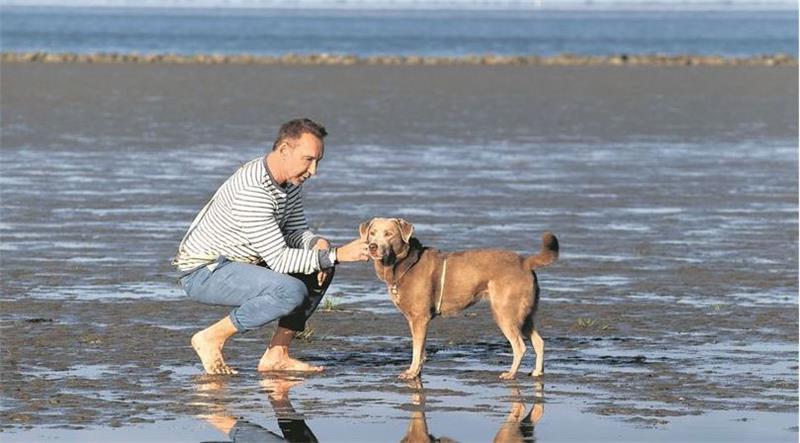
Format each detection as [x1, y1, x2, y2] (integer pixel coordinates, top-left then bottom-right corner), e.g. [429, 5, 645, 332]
[309, 160, 318, 176]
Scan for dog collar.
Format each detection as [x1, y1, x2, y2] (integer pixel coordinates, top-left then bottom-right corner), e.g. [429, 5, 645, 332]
[385, 244, 424, 298]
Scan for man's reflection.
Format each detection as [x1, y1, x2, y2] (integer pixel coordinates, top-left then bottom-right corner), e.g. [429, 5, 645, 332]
[400, 380, 545, 443]
[198, 375, 317, 443]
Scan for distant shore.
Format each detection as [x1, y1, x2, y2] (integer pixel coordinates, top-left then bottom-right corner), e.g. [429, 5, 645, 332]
[2, 51, 796, 66]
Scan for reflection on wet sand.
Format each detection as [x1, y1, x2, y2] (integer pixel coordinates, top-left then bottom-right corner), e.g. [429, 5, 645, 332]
[492, 384, 545, 443]
[197, 375, 317, 443]
[401, 380, 545, 443]
[195, 375, 545, 443]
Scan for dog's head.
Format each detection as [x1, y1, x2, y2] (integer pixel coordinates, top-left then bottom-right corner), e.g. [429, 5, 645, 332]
[359, 217, 414, 266]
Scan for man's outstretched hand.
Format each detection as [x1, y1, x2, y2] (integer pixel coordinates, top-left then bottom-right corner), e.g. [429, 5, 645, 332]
[337, 238, 370, 262]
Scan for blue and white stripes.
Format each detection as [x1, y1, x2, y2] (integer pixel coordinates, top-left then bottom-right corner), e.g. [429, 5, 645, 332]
[173, 157, 321, 274]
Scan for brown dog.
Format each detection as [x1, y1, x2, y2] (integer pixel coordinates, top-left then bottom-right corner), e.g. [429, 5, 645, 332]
[360, 217, 559, 380]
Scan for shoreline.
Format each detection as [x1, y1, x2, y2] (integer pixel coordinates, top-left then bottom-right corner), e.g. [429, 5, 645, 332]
[2, 51, 796, 66]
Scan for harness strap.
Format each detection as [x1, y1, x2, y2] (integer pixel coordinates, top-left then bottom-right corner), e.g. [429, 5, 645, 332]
[435, 258, 447, 315]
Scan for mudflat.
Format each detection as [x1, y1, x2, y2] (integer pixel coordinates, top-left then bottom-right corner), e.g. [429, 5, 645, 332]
[1, 62, 797, 441]
[1, 63, 796, 146]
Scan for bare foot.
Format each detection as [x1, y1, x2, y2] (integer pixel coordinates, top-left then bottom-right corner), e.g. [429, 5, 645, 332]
[259, 376, 304, 400]
[257, 355, 324, 373]
[200, 414, 238, 434]
[191, 331, 238, 375]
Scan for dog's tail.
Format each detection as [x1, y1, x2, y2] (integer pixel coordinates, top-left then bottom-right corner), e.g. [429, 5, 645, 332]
[524, 232, 559, 270]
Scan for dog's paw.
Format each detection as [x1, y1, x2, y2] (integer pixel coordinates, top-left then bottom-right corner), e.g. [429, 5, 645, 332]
[398, 370, 420, 380]
[499, 371, 517, 380]
[531, 370, 544, 378]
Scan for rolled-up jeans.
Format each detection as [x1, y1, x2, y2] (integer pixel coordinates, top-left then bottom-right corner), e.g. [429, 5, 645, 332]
[178, 256, 334, 333]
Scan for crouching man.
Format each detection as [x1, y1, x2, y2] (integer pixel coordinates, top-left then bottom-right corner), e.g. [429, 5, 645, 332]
[173, 118, 368, 374]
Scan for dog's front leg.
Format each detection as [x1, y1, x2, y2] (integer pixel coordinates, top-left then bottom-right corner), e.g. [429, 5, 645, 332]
[399, 316, 430, 380]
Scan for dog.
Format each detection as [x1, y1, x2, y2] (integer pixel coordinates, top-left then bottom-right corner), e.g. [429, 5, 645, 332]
[360, 217, 559, 380]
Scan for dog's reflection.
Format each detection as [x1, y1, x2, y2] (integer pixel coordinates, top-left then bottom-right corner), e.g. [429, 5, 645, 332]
[197, 375, 317, 443]
[401, 380, 544, 443]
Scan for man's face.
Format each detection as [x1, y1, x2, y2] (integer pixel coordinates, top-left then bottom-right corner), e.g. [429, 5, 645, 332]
[281, 132, 324, 186]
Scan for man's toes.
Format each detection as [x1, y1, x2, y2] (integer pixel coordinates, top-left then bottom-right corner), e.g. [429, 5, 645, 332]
[207, 358, 237, 375]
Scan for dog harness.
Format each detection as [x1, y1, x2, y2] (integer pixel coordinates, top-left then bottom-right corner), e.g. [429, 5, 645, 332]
[435, 258, 448, 315]
[386, 251, 448, 316]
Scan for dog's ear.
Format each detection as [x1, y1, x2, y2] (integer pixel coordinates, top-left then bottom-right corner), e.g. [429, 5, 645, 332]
[359, 220, 373, 241]
[395, 218, 414, 243]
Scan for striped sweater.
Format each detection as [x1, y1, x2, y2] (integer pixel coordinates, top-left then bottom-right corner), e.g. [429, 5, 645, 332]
[173, 156, 327, 274]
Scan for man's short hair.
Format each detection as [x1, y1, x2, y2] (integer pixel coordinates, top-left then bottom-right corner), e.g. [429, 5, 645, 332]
[272, 118, 328, 151]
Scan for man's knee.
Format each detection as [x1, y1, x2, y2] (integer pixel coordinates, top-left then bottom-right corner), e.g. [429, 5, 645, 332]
[280, 277, 309, 309]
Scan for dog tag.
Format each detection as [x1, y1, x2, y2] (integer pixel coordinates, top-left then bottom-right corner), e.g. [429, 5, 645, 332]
[390, 284, 399, 296]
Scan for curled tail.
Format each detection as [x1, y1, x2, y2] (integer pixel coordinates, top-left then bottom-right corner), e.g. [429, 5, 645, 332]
[523, 231, 559, 270]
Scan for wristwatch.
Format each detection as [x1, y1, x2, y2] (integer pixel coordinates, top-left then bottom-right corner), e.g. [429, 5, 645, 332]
[328, 247, 338, 265]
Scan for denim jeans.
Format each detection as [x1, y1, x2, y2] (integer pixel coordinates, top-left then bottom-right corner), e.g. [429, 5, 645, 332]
[179, 256, 333, 333]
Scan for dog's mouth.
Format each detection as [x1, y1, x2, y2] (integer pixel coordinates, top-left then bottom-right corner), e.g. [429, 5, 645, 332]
[379, 250, 397, 266]
[368, 242, 395, 264]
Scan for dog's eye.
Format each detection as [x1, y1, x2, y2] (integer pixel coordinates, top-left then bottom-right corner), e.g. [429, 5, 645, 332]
[384, 231, 393, 237]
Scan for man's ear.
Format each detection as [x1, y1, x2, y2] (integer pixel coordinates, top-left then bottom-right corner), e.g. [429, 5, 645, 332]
[277, 139, 294, 157]
[359, 219, 373, 241]
[395, 218, 414, 243]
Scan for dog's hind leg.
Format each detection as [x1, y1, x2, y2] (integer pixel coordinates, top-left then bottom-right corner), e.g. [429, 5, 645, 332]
[530, 327, 544, 377]
[497, 321, 527, 380]
[525, 274, 544, 377]
[522, 311, 544, 377]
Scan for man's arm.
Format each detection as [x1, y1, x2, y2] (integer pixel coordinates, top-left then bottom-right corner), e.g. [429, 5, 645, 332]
[283, 187, 320, 250]
[231, 186, 323, 274]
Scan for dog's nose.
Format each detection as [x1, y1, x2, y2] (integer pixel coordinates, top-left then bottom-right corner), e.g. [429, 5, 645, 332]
[368, 243, 378, 253]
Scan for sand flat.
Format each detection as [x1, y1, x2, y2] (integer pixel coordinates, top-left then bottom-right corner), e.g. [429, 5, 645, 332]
[1, 63, 797, 440]
[2, 63, 796, 147]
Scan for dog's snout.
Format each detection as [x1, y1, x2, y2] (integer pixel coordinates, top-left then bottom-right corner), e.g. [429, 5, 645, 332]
[368, 243, 378, 253]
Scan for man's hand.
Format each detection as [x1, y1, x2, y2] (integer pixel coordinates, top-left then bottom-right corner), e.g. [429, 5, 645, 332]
[337, 238, 370, 262]
[312, 238, 333, 286]
[312, 238, 331, 251]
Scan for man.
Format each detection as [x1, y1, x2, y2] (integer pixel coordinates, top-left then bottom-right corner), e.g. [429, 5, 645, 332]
[173, 118, 368, 375]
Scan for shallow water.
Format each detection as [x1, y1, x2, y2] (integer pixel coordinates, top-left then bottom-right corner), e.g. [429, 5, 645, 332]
[2, 139, 796, 310]
[3, 367, 797, 442]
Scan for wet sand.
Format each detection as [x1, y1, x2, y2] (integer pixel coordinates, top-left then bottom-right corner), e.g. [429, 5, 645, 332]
[1, 63, 797, 441]
[1, 63, 796, 147]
